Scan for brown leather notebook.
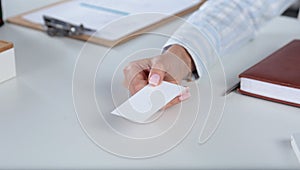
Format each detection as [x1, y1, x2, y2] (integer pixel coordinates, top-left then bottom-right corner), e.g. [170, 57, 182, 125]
[239, 40, 300, 107]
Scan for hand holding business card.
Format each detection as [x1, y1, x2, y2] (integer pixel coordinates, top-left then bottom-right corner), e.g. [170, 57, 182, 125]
[111, 81, 186, 123]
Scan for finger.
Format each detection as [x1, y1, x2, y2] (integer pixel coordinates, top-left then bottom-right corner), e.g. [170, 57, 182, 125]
[129, 79, 147, 95]
[164, 76, 180, 85]
[162, 87, 191, 110]
[148, 62, 166, 86]
[179, 89, 191, 101]
[163, 97, 181, 110]
[123, 61, 149, 95]
[123, 70, 146, 88]
[123, 60, 150, 87]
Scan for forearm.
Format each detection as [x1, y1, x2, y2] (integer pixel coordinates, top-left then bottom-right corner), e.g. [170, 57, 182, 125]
[189, 0, 296, 54]
[165, 0, 296, 79]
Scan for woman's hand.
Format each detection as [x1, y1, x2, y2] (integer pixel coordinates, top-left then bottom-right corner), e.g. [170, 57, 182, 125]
[123, 44, 195, 109]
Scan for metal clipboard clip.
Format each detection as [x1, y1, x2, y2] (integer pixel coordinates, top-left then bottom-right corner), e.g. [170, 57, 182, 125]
[43, 15, 95, 37]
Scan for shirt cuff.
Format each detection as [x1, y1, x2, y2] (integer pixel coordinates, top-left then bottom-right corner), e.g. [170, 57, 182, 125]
[163, 21, 220, 80]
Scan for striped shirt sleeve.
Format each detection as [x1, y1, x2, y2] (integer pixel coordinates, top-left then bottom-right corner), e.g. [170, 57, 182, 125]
[164, 0, 296, 78]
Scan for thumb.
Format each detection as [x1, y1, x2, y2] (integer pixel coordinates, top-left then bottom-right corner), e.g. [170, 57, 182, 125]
[148, 63, 165, 86]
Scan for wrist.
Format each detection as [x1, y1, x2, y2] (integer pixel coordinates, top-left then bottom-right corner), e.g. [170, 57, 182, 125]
[166, 44, 195, 72]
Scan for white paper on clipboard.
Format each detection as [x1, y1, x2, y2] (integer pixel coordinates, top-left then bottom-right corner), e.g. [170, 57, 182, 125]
[23, 0, 202, 41]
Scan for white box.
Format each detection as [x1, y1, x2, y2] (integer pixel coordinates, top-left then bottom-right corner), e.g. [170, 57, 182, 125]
[0, 41, 16, 83]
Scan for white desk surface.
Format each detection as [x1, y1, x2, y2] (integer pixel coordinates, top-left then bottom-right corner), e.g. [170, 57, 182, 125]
[1, 1, 300, 169]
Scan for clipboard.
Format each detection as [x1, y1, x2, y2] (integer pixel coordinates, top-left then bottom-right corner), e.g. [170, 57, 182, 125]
[7, 0, 205, 47]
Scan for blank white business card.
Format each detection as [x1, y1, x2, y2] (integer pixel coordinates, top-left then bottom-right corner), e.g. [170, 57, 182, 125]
[111, 81, 185, 123]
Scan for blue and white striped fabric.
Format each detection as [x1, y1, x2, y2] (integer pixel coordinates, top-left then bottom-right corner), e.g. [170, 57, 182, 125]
[164, 0, 296, 78]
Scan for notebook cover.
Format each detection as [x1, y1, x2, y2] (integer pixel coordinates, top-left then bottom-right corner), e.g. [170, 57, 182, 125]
[238, 89, 300, 107]
[239, 40, 300, 107]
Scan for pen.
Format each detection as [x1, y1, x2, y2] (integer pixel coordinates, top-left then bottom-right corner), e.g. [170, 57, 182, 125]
[224, 82, 240, 96]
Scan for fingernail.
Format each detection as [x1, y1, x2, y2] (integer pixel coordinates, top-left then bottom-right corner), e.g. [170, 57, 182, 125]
[179, 91, 191, 101]
[149, 74, 160, 86]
